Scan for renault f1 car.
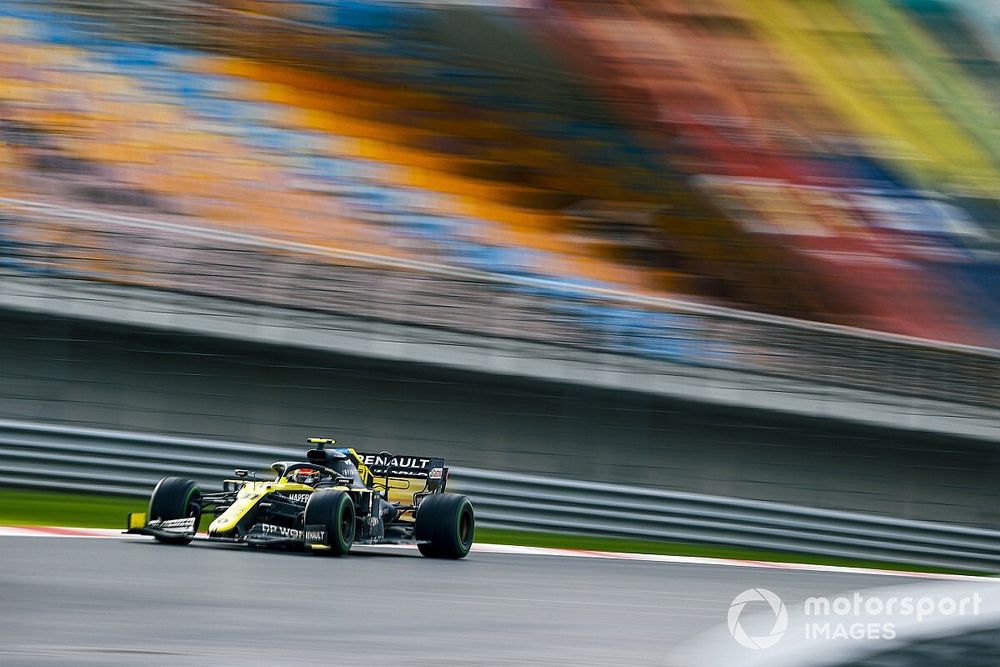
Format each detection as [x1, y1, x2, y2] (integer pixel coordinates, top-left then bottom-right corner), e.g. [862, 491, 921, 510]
[125, 438, 474, 558]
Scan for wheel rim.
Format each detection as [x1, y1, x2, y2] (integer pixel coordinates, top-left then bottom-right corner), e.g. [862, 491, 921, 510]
[340, 501, 354, 544]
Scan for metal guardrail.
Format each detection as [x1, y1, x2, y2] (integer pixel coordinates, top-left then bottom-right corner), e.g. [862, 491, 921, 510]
[1, 199, 999, 409]
[2, 419, 1000, 571]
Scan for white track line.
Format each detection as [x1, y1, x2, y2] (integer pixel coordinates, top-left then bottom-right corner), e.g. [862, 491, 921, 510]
[0, 526, 131, 539]
[1, 525, 995, 582]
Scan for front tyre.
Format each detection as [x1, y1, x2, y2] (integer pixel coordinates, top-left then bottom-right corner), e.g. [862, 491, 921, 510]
[147, 477, 201, 545]
[304, 490, 355, 556]
[416, 494, 474, 559]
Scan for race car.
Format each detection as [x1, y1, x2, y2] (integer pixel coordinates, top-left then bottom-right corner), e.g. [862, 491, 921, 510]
[125, 438, 475, 558]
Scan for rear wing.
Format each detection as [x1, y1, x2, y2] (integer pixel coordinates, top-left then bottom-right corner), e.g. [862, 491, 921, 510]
[306, 438, 448, 497]
[353, 451, 447, 481]
[351, 451, 448, 505]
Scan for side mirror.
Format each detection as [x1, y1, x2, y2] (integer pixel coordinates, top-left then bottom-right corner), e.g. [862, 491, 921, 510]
[234, 469, 249, 478]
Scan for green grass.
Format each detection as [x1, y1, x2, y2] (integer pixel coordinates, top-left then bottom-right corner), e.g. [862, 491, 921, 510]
[0, 487, 143, 529]
[475, 528, 989, 576]
[0, 487, 988, 576]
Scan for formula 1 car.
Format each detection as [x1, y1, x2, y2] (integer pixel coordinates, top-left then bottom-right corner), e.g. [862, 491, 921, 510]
[125, 438, 474, 558]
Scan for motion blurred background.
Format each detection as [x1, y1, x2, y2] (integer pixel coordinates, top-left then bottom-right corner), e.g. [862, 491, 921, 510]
[0, 0, 999, 534]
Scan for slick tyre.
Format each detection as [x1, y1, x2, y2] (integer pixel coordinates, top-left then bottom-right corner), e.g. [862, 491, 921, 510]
[147, 477, 201, 545]
[304, 490, 355, 556]
[415, 494, 474, 559]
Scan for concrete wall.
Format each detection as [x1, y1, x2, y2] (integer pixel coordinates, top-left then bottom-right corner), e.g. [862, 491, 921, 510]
[2, 311, 997, 528]
[3, 272, 997, 442]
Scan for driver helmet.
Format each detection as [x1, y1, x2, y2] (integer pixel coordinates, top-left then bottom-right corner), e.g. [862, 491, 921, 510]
[288, 467, 320, 486]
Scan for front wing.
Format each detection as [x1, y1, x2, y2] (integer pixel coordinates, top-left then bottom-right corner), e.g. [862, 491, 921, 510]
[126, 512, 337, 549]
[125, 512, 198, 541]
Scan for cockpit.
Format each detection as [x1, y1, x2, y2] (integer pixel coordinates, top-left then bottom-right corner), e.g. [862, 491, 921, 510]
[274, 455, 364, 488]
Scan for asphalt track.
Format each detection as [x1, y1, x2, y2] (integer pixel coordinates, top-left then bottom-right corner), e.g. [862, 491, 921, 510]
[0, 536, 952, 666]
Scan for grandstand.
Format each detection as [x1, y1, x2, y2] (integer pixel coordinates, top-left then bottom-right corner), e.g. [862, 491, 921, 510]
[1, 0, 998, 353]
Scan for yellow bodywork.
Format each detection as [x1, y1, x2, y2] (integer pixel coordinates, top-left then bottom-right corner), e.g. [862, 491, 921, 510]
[208, 479, 331, 536]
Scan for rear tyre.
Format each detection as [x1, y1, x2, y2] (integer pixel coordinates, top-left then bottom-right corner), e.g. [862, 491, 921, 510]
[416, 494, 474, 559]
[304, 490, 355, 556]
[147, 477, 201, 545]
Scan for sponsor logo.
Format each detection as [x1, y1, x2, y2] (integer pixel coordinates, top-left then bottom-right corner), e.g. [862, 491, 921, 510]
[304, 528, 327, 544]
[256, 524, 303, 539]
[283, 493, 312, 504]
[429, 467, 444, 480]
[360, 454, 431, 472]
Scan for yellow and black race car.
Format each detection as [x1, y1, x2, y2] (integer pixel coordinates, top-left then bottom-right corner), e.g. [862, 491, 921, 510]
[125, 438, 474, 558]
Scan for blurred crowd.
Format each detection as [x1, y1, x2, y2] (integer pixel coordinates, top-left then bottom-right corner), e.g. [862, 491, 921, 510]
[1, 0, 999, 353]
